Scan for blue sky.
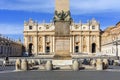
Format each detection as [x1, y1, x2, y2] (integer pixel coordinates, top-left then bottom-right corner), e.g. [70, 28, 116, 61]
[0, 0, 120, 42]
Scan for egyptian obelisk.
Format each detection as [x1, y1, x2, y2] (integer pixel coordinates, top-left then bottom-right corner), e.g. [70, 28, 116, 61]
[54, 0, 72, 36]
[55, 0, 69, 12]
[54, 0, 72, 59]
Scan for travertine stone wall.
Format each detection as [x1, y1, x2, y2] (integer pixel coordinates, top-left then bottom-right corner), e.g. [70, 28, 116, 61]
[0, 36, 22, 57]
[101, 22, 120, 56]
[24, 18, 101, 55]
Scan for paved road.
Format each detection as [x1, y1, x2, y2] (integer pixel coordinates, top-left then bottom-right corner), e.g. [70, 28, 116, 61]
[0, 71, 120, 80]
[0, 66, 15, 71]
[0, 65, 120, 80]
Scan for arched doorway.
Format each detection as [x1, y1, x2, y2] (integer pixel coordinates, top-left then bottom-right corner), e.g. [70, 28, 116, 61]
[92, 43, 96, 53]
[28, 43, 33, 56]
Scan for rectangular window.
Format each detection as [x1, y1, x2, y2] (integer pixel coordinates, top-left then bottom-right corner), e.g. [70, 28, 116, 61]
[46, 46, 50, 53]
[29, 36, 32, 42]
[46, 36, 50, 42]
[75, 46, 79, 53]
[92, 26, 95, 29]
[83, 27, 86, 29]
[29, 26, 32, 30]
[75, 36, 79, 42]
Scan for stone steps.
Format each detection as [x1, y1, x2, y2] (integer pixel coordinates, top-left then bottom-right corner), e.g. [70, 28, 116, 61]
[52, 60, 72, 66]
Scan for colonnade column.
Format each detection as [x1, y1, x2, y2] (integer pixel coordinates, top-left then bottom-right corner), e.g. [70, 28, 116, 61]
[70, 36, 72, 53]
[73, 36, 75, 54]
[43, 36, 45, 53]
[97, 35, 100, 52]
[87, 36, 90, 54]
[50, 36, 53, 53]
[34, 35, 38, 55]
[81, 36, 83, 53]
[79, 36, 82, 53]
[24, 36, 28, 52]
[53, 36, 55, 53]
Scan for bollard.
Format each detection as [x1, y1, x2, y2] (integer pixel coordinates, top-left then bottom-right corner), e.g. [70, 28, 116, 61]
[79, 61, 82, 68]
[37, 59, 41, 65]
[96, 59, 103, 70]
[21, 59, 28, 71]
[91, 59, 96, 67]
[28, 60, 32, 70]
[103, 59, 109, 69]
[15, 59, 21, 71]
[45, 61, 52, 71]
[73, 60, 79, 71]
[32, 59, 36, 66]
[113, 60, 119, 66]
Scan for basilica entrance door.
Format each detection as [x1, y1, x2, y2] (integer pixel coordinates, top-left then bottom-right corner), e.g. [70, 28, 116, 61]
[92, 43, 96, 53]
[28, 43, 33, 56]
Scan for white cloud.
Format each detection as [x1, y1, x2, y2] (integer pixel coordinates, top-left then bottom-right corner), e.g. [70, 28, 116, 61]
[0, 24, 23, 34]
[0, 0, 120, 14]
